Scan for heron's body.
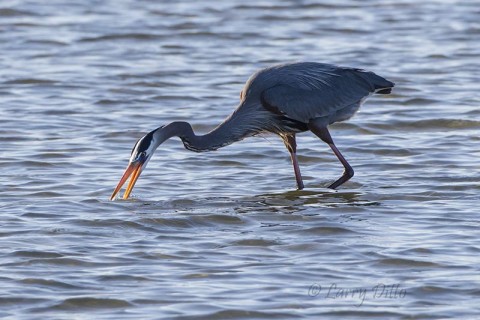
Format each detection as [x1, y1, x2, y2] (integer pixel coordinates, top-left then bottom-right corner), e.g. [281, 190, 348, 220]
[111, 62, 394, 200]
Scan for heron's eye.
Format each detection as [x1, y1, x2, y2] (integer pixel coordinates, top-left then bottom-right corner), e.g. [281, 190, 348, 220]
[135, 151, 146, 161]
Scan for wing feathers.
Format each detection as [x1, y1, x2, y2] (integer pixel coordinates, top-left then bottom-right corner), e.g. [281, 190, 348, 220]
[260, 65, 394, 123]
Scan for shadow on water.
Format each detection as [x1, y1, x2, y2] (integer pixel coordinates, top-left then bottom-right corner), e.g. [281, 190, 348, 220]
[252, 188, 381, 210]
[116, 187, 381, 217]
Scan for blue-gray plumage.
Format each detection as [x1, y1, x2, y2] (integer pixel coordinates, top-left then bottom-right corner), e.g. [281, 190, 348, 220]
[111, 62, 394, 200]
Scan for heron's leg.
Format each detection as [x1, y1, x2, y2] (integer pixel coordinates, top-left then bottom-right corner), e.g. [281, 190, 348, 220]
[307, 123, 354, 189]
[282, 134, 304, 190]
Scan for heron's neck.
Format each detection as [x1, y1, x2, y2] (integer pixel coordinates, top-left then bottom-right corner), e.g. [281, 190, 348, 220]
[162, 113, 255, 152]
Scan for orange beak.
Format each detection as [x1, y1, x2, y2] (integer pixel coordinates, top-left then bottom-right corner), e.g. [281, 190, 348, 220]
[110, 162, 143, 200]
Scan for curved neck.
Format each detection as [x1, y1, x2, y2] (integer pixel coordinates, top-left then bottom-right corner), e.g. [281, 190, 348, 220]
[154, 113, 256, 152]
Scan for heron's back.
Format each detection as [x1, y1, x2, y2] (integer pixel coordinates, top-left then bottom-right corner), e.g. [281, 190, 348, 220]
[243, 62, 394, 126]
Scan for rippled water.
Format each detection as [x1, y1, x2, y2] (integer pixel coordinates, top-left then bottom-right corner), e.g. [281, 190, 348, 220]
[1, 0, 479, 318]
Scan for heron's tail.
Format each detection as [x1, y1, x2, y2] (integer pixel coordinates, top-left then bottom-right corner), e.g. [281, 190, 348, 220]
[371, 74, 394, 94]
[354, 69, 395, 94]
[376, 87, 393, 94]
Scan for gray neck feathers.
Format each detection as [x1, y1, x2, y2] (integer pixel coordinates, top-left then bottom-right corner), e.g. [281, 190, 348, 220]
[156, 112, 258, 153]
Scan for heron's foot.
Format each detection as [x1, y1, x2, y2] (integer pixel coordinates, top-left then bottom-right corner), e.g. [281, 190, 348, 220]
[327, 168, 354, 189]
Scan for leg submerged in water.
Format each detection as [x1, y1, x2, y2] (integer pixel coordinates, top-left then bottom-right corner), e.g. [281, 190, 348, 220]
[282, 134, 304, 190]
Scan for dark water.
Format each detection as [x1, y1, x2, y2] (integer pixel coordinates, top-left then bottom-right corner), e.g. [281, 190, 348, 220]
[1, 0, 479, 319]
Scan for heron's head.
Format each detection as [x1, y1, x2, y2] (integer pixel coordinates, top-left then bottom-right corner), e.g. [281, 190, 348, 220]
[110, 126, 164, 200]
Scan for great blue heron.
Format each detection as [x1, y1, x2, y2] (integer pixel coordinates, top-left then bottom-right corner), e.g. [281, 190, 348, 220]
[110, 62, 394, 200]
